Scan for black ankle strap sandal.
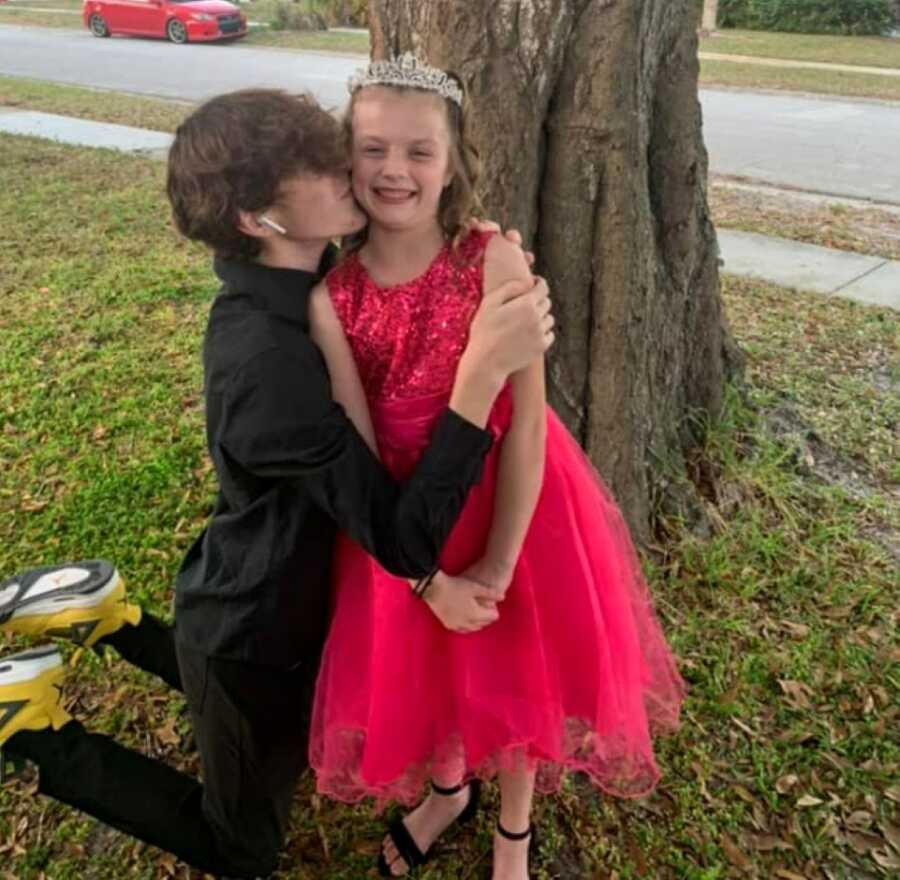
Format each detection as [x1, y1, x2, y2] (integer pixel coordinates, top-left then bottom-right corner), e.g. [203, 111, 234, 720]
[497, 821, 534, 841]
[497, 820, 537, 869]
[377, 779, 482, 877]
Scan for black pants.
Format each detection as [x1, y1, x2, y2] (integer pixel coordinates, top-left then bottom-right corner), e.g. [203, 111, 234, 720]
[7, 614, 316, 879]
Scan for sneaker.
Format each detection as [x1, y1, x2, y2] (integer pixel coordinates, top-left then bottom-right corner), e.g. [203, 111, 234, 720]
[0, 646, 71, 782]
[0, 561, 141, 648]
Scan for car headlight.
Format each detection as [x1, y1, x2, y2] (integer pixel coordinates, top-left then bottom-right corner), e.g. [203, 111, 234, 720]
[190, 13, 213, 20]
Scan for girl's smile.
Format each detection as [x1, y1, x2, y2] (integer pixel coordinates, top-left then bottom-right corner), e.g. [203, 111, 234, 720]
[351, 86, 453, 232]
[373, 185, 418, 204]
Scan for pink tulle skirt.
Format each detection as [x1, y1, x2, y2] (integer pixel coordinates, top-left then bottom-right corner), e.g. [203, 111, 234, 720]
[308, 390, 685, 807]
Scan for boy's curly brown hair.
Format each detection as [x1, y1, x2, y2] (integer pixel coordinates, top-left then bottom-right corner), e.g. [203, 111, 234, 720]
[167, 89, 348, 261]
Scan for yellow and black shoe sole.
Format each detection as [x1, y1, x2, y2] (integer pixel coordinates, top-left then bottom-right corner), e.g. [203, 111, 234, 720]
[0, 561, 140, 647]
[0, 645, 71, 782]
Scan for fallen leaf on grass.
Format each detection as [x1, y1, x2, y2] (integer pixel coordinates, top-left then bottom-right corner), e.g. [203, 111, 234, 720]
[779, 620, 810, 639]
[732, 784, 758, 804]
[779, 680, 815, 710]
[845, 831, 884, 854]
[157, 853, 178, 876]
[872, 847, 900, 870]
[742, 832, 793, 851]
[774, 870, 807, 880]
[846, 810, 873, 831]
[776, 774, 799, 794]
[731, 716, 760, 739]
[778, 728, 817, 745]
[154, 717, 181, 748]
[822, 603, 855, 620]
[885, 785, 900, 803]
[796, 795, 823, 808]
[721, 834, 753, 871]
[881, 819, 900, 852]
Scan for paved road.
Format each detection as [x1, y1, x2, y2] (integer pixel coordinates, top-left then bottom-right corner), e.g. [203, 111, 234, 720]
[0, 23, 359, 109]
[2, 24, 898, 204]
[699, 89, 899, 204]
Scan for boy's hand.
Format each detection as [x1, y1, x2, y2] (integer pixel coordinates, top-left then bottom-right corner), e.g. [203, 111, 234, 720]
[421, 571, 500, 633]
[449, 262, 553, 429]
[467, 218, 535, 267]
[465, 275, 554, 382]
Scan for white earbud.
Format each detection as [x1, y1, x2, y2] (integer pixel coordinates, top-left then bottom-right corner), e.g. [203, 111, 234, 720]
[257, 215, 287, 235]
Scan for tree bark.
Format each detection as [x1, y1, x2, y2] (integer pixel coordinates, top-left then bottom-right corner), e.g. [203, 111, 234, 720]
[369, 0, 742, 545]
[701, 0, 719, 33]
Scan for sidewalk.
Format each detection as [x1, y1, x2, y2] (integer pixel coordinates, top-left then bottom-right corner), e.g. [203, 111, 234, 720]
[1, 107, 897, 311]
[698, 51, 900, 78]
[717, 230, 899, 310]
[0, 106, 171, 156]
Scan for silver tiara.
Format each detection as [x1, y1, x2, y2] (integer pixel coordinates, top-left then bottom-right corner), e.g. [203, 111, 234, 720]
[348, 52, 463, 106]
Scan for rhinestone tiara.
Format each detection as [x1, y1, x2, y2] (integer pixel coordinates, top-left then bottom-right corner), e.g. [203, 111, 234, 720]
[348, 52, 463, 106]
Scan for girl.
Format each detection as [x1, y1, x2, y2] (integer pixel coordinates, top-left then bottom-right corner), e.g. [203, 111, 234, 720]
[307, 54, 686, 880]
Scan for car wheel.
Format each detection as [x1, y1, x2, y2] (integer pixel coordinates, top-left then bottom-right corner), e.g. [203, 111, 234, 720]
[88, 13, 110, 37]
[166, 18, 188, 43]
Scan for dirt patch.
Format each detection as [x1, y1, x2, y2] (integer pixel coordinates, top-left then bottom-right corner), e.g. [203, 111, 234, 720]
[762, 401, 899, 560]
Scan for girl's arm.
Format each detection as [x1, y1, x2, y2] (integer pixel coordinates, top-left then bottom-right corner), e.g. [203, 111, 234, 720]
[310, 281, 500, 632]
[473, 235, 547, 590]
[308, 282, 378, 456]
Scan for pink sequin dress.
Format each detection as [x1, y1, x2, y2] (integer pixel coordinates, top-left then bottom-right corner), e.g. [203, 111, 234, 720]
[308, 229, 685, 806]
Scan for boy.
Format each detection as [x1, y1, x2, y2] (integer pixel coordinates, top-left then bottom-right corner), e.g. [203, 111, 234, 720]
[0, 89, 553, 878]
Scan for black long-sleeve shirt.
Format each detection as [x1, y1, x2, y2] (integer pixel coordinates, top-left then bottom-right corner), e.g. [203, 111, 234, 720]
[174, 252, 493, 667]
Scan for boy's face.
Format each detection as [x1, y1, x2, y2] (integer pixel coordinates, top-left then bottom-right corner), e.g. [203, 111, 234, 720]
[268, 170, 367, 243]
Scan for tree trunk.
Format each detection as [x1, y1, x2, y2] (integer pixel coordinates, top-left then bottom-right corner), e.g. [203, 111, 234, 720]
[701, 0, 719, 33]
[369, 0, 742, 545]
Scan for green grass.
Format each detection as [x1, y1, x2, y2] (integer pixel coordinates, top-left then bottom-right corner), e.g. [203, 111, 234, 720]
[0, 6, 79, 27]
[700, 58, 900, 101]
[243, 26, 368, 53]
[0, 75, 192, 132]
[5, 0, 82, 8]
[700, 28, 900, 70]
[710, 183, 900, 263]
[0, 134, 898, 878]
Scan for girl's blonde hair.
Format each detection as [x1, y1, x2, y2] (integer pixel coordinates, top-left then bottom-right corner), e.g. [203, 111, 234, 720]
[344, 71, 483, 251]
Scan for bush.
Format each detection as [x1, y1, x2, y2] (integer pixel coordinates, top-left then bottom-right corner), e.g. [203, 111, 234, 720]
[719, 0, 894, 35]
[266, 0, 367, 33]
[327, 0, 368, 26]
[270, 2, 327, 32]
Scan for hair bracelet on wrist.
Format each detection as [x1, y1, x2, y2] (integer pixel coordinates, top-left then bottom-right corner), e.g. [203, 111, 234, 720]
[412, 568, 438, 599]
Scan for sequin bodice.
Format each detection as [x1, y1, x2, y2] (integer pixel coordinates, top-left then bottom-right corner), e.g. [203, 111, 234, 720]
[326, 230, 491, 402]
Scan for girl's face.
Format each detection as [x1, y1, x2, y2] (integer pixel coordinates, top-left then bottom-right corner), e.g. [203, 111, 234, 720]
[350, 87, 454, 234]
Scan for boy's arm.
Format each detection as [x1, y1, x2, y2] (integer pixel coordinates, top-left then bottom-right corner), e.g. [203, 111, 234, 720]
[219, 344, 492, 580]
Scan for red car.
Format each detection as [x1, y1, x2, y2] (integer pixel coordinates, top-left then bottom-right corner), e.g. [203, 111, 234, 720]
[83, 0, 247, 44]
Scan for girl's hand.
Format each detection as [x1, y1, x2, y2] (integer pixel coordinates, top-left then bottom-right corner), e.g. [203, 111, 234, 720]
[460, 557, 514, 598]
[420, 571, 501, 633]
[467, 218, 535, 267]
